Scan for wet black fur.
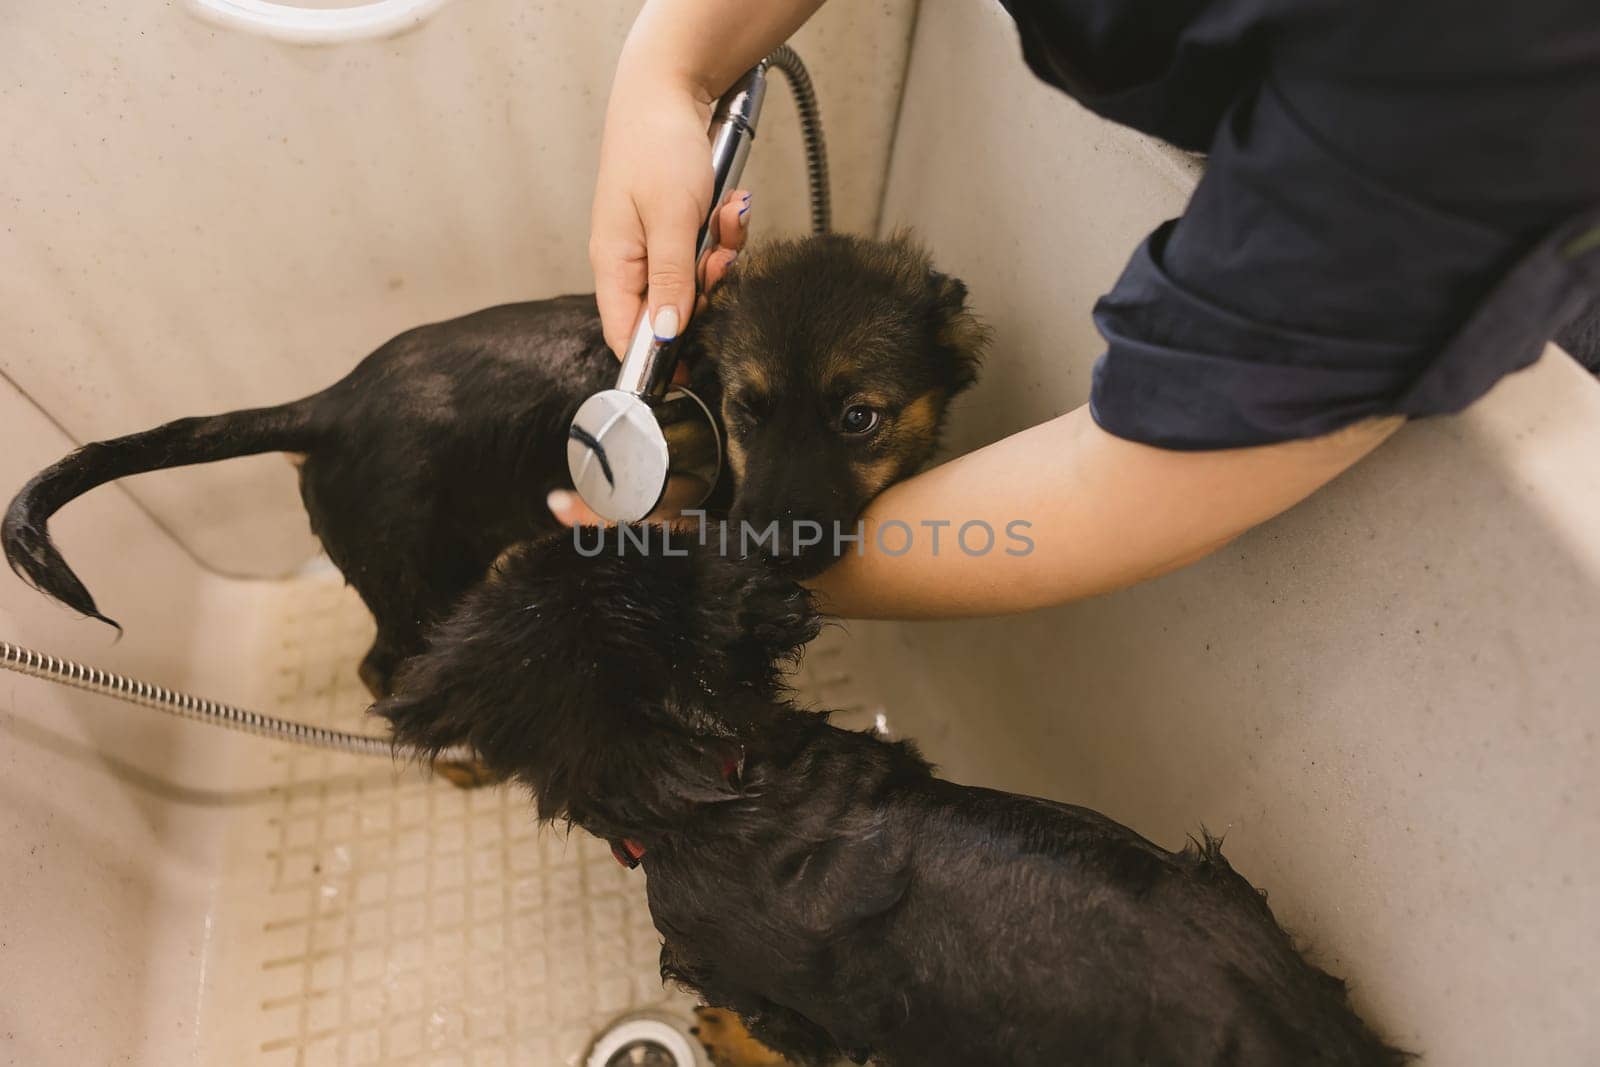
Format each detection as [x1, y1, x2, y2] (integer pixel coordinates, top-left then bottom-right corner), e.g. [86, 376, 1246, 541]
[3, 235, 980, 695]
[377, 530, 1410, 1067]
[4, 296, 618, 694]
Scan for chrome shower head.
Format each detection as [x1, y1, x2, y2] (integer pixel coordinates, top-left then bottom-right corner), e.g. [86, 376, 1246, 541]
[566, 55, 775, 523]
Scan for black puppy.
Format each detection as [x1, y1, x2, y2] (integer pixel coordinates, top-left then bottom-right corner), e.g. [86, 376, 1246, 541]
[4, 234, 981, 695]
[377, 530, 1408, 1067]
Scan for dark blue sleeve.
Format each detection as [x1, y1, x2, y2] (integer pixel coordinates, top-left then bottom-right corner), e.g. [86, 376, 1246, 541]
[1088, 78, 1600, 450]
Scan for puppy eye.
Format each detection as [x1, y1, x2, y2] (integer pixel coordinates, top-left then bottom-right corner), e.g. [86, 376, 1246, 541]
[840, 404, 881, 436]
[724, 397, 754, 428]
[728, 391, 770, 423]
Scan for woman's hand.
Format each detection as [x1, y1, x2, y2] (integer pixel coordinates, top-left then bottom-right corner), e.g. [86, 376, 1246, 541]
[588, 63, 718, 357]
[558, 179, 754, 528]
[573, 0, 825, 525]
[588, 59, 754, 357]
[587, 0, 823, 357]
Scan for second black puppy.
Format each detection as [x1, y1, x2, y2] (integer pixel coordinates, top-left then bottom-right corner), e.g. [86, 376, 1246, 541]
[5, 234, 981, 695]
[378, 530, 1408, 1067]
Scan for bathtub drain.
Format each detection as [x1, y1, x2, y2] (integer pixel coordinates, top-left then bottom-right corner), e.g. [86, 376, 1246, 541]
[586, 1011, 707, 1067]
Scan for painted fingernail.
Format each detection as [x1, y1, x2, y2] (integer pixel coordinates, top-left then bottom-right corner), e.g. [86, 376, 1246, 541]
[652, 305, 679, 342]
[738, 193, 752, 218]
[546, 489, 575, 516]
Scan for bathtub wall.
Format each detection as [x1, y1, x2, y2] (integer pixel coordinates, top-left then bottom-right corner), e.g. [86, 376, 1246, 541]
[0, 370, 271, 1064]
[1, 0, 916, 578]
[860, 3, 1600, 1064]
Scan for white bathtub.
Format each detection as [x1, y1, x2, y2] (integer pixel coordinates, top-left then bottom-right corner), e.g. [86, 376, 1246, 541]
[2, 2, 1597, 1065]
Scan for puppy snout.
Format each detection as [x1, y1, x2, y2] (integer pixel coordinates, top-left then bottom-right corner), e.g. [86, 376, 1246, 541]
[729, 503, 846, 575]
[731, 504, 812, 556]
[771, 515, 831, 558]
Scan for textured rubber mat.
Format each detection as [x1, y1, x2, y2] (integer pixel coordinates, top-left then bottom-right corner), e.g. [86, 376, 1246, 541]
[203, 576, 694, 1067]
[200, 573, 872, 1067]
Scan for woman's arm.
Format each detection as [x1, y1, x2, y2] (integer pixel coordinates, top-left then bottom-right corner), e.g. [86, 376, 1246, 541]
[805, 404, 1401, 618]
[617, 0, 827, 101]
[548, 399, 1400, 618]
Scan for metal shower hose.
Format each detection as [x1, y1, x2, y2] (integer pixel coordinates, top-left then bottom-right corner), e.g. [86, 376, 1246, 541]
[0, 638, 475, 764]
[0, 47, 830, 761]
[766, 44, 832, 236]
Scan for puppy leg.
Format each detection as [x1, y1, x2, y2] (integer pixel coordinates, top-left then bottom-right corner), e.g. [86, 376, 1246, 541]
[358, 638, 404, 699]
[692, 1007, 796, 1067]
[364, 628, 502, 790]
[431, 759, 502, 790]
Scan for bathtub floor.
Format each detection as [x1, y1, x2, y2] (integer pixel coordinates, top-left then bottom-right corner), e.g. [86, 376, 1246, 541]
[199, 574, 691, 1067]
[196, 571, 874, 1067]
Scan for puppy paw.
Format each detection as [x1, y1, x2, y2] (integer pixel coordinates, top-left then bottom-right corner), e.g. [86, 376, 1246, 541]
[432, 759, 503, 790]
[691, 1006, 795, 1067]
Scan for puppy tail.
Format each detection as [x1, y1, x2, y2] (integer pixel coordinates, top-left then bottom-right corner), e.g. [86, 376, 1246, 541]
[3, 399, 321, 629]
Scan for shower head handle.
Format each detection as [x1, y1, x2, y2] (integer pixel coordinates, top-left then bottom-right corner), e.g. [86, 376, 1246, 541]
[571, 57, 775, 523]
[613, 60, 768, 401]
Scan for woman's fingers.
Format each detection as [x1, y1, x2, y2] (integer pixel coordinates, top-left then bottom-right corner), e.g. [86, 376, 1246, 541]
[589, 76, 716, 358]
[640, 189, 705, 348]
[720, 190, 753, 254]
[589, 181, 749, 358]
[699, 250, 737, 307]
[547, 489, 607, 528]
[547, 477, 706, 529]
[589, 187, 651, 358]
[591, 252, 647, 360]
[700, 191, 752, 301]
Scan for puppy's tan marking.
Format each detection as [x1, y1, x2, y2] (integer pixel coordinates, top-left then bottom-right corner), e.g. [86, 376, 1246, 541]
[728, 358, 774, 398]
[852, 454, 900, 499]
[847, 391, 950, 498]
[692, 1006, 796, 1067]
[844, 391, 896, 413]
[482, 544, 526, 586]
[895, 389, 946, 444]
[718, 354, 774, 484]
[432, 759, 502, 790]
[816, 322, 902, 396]
[725, 434, 748, 482]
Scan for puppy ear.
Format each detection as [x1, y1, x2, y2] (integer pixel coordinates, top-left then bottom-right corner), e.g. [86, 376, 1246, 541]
[372, 544, 611, 780]
[927, 269, 987, 393]
[882, 228, 985, 392]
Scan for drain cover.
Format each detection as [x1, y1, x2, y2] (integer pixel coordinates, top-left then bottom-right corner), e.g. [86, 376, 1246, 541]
[586, 1011, 707, 1067]
[606, 1039, 681, 1067]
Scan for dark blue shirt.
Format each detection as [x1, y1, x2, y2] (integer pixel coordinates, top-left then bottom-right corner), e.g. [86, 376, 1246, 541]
[1002, 0, 1600, 448]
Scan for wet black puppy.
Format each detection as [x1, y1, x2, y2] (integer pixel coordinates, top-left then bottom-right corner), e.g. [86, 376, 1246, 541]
[376, 530, 1409, 1067]
[5, 296, 616, 696]
[4, 234, 982, 695]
